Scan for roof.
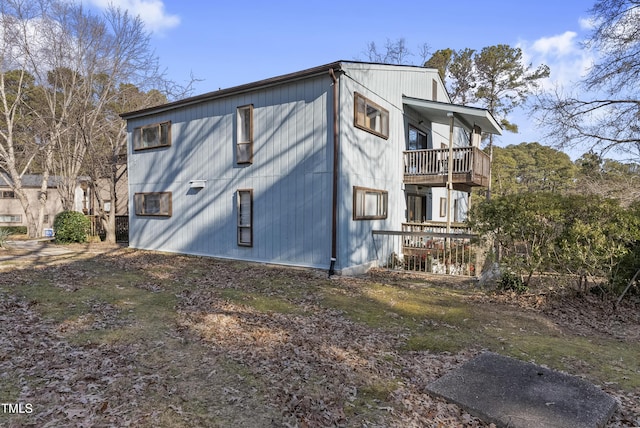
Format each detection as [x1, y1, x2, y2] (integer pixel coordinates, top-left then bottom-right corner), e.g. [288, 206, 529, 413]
[120, 61, 499, 134]
[0, 174, 90, 188]
[120, 60, 444, 120]
[403, 96, 502, 135]
[121, 61, 346, 120]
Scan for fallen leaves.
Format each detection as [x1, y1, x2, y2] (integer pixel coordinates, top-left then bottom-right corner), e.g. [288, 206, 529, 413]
[0, 245, 638, 427]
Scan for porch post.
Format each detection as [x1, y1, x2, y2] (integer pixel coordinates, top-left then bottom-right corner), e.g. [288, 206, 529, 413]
[446, 113, 454, 275]
[446, 112, 454, 234]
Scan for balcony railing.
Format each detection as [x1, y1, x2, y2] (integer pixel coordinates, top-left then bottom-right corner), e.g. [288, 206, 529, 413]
[372, 228, 481, 276]
[403, 147, 490, 189]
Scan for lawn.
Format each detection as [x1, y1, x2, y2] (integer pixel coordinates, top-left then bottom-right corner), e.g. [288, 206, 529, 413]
[0, 244, 638, 427]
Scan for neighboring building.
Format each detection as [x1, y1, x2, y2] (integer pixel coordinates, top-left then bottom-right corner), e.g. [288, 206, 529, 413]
[121, 61, 501, 275]
[0, 175, 87, 232]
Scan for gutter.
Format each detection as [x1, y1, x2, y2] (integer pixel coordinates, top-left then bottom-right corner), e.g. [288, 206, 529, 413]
[329, 67, 340, 276]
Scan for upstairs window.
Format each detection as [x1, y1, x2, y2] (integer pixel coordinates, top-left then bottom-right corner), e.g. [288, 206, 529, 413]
[353, 186, 388, 220]
[133, 121, 171, 151]
[237, 105, 253, 164]
[134, 192, 172, 216]
[237, 189, 253, 246]
[408, 125, 428, 150]
[354, 93, 389, 139]
[0, 190, 15, 198]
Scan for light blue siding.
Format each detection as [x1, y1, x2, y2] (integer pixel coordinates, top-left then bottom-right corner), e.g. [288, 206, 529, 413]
[126, 61, 475, 274]
[128, 74, 334, 269]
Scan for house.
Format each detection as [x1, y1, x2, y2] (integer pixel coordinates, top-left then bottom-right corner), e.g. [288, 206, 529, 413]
[121, 61, 501, 275]
[0, 175, 87, 233]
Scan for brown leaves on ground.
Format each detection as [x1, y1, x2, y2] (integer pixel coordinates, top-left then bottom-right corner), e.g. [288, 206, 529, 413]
[0, 246, 638, 427]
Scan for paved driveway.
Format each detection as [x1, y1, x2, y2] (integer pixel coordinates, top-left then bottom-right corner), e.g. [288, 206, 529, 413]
[1, 239, 76, 263]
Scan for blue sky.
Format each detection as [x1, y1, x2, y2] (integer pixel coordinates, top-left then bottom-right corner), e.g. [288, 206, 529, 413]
[85, 0, 597, 152]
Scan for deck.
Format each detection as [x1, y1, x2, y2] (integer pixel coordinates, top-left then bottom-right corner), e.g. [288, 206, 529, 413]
[403, 147, 490, 191]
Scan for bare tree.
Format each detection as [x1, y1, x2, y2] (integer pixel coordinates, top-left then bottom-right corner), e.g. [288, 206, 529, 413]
[0, 1, 55, 237]
[534, 0, 640, 160]
[364, 38, 416, 65]
[1, 0, 179, 240]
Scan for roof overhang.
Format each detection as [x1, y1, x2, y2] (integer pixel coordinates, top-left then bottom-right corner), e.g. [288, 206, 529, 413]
[403, 96, 502, 135]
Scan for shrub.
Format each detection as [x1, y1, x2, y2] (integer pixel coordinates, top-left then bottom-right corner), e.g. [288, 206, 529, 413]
[53, 211, 90, 244]
[0, 228, 11, 248]
[0, 226, 27, 235]
[499, 271, 528, 293]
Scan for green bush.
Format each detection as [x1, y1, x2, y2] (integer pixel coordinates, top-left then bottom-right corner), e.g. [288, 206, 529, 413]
[499, 271, 528, 293]
[53, 211, 90, 244]
[470, 192, 640, 295]
[0, 226, 27, 235]
[0, 228, 10, 248]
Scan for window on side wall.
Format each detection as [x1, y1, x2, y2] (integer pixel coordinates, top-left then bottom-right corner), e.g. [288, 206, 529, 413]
[439, 197, 447, 217]
[0, 191, 15, 198]
[133, 121, 171, 151]
[353, 186, 388, 220]
[354, 93, 389, 139]
[237, 105, 253, 164]
[0, 214, 21, 223]
[134, 192, 172, 216]
[237, 189, 253, 246]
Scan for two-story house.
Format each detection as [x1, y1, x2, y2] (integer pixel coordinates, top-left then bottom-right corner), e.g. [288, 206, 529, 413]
[121, 61, 501, 275]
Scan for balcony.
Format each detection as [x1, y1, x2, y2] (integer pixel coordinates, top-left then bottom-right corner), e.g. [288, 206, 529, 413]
[403, 147, 490, 191]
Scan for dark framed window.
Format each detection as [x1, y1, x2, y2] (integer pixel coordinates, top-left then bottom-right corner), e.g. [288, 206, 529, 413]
[408, 125, 428, 150]
[133, 121, 171, 151]
[407, 194, 427, 223]
[134, 192, 172, 216]
[353, 186, 388, 220]
[0, 190, 15, 198]
[237, 189, 253, 246]
[354, 92, 389, 139]
[236, 105, 253, 164]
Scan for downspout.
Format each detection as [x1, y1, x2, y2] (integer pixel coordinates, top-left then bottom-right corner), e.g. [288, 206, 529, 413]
[329, 68, 339, 277]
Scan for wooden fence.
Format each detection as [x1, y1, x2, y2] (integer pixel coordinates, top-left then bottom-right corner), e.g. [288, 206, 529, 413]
[87, 215, 129, 243]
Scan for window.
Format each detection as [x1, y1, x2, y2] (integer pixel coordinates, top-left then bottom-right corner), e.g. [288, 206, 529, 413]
[0, 214, 21, 223]
[134, 192, 172, 216]
[432, 79, 438, 101]
[407, 194, 426, 223]
[0, 191, 15, 198]
[237, 105, 253, 164]
[408, 126, 428, 150]
[354, 93, 389, 139]
[439, 197, 447, 217]
[353, 186, 388, 220]
[133, 121, 171, 151]
[237, 189, 253, 246]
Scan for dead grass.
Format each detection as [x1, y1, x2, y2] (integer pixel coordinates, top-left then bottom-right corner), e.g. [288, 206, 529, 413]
[0, 244, 638, 427]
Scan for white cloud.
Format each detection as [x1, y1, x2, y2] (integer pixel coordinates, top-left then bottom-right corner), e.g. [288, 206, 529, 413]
[520, 29, 595, 89]
[86, 0, 180, 34]
[579, 17, 598, 30]
[531, 31, 578, 57]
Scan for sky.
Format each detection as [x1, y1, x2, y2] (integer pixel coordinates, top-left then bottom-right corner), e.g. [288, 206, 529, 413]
[84, 0, 598, 152]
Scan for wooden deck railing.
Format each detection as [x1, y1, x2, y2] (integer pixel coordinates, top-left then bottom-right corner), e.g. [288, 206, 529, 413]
[372, 229, 481, 276]
[403, 147, 490, 187]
